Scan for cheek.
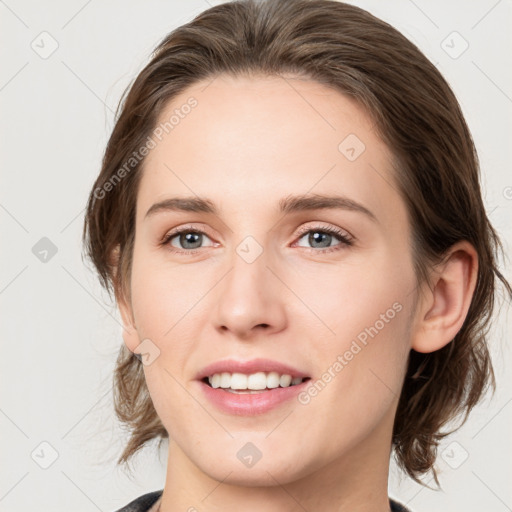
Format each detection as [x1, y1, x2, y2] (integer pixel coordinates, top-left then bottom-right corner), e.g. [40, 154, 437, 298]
[295, 249, 414, 426]
[129, 249, 205, 338]
[292, 245, 414, 345]
[311, 284, 411, 402]
[293, 299, 412, 467]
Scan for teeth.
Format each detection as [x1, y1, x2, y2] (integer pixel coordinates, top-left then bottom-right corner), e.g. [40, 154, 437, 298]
[231, 372, 248, 389]
[207, 371, 306, 390]
[280, 374, 292, 387]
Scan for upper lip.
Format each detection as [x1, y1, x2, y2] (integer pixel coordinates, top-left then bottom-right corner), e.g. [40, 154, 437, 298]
[196, 358, 310, 380]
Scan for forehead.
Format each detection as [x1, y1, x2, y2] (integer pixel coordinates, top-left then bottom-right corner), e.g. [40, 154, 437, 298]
[136, 73, 401, 223]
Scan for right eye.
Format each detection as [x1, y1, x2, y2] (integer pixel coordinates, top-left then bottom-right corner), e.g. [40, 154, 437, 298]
[162, 227, 216, 254]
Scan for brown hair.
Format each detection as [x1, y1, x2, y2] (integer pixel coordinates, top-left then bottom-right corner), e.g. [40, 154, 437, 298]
[82, 0, 511, 485]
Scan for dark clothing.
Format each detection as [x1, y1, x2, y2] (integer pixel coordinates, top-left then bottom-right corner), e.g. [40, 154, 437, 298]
[114, 489, 412, 511]
[114, 490, 161, 512]
[390, 497, 412, 511]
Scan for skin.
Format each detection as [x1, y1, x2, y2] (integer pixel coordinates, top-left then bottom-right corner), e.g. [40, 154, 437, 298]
[117, 74, 478, 512]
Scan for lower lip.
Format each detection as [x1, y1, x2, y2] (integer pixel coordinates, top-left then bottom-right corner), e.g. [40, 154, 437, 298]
[198, 379, 310, 416]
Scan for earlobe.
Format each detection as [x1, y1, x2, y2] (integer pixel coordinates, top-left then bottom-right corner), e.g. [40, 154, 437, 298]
[110, 244, 140, 354]
[118, 292, 140, 354]
[411, 241, 478, 354]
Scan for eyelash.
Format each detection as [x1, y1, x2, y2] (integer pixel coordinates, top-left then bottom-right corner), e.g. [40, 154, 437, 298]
[161, 224, 353, 255]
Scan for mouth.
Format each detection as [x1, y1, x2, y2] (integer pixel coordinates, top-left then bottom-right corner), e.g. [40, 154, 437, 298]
[201, 372, 311, 394]
[196, 360, 312, 415]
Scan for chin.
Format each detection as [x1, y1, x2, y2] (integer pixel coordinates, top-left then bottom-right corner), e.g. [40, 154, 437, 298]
[192, 445, 317, 488]
[204, 463, 301, 487]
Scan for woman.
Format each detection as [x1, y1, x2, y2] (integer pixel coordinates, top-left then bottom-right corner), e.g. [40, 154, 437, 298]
[82, 0, 511, 511]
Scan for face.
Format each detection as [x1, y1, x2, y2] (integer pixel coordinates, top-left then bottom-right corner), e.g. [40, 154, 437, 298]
[121, 74, 419, 486]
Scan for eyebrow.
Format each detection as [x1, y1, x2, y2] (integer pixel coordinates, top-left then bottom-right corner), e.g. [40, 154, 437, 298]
[144, 193, 377, 222]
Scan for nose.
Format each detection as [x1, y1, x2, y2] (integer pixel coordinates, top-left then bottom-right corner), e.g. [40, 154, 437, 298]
[213, 245, 287, 340]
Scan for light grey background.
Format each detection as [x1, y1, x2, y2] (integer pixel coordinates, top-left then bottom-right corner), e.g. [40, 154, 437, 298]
[1, 1, 510, 511]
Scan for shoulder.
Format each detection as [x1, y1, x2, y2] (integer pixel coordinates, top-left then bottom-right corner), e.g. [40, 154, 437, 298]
[390, 497, 413, 512]
[113, 490, 163, 512]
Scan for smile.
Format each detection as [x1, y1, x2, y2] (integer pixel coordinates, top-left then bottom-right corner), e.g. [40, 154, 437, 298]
[203, 371, 308, 392]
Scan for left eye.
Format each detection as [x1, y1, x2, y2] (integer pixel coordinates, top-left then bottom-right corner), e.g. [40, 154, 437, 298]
[295, 228, 352, 251]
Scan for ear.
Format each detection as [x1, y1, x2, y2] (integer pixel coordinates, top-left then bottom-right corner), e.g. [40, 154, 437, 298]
[411, 240, 478, 353]
[110, 244, 140, 354]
